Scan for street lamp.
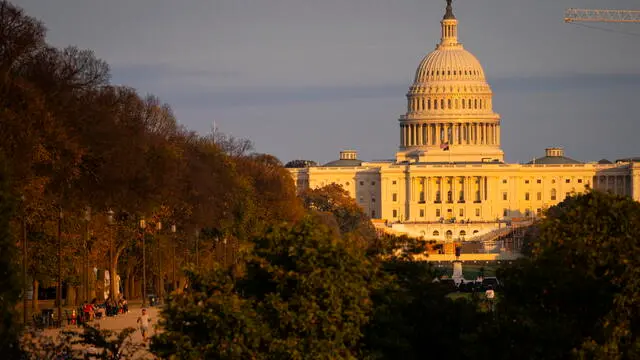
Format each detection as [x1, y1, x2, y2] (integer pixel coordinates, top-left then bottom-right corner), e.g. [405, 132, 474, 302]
[21, 196, 27, 325]
[156, 222, 162, 304]
[83, 208, 91, 303]
[107, 210, 114, 300]
[57, 208, 63, 328]
[139, 218, 147, 307]
[195, 228, 200, 268]
[171, 224, 176, 293]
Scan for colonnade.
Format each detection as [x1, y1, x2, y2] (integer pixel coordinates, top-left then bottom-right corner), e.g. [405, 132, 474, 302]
[410, 176, 488, 204]
[400, 122, 500, 148]
[593, 175, 632, 196]
[408, 97, 491, 112]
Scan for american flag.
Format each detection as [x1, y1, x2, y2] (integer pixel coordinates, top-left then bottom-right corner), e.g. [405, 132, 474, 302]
[440, 142, 450, 151]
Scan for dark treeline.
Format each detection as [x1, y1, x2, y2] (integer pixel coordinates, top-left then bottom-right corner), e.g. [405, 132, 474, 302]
[2, 1, 640, 359]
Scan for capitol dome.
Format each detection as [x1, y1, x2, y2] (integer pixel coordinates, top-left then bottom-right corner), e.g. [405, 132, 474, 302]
[414, 47, 486, 84]
[397, 0, 504, 164]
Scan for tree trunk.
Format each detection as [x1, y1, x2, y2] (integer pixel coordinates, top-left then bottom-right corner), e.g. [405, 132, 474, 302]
[65, 283, 73, 305]
[129, 275, 136, 299]
[31, 279, 39, 313]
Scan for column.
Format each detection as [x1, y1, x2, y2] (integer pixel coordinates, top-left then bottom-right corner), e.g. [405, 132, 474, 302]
[410, 124, 414, 146]
[496, 125, 501, 145]
[405, 125, 410, 147]
[423, 124, 428, 145]
[451, 176, 456, 204]
[400, 125, 404, 147]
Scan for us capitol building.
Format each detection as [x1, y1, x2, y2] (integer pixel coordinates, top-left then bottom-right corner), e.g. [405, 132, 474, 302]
[288, 1, 640, 241]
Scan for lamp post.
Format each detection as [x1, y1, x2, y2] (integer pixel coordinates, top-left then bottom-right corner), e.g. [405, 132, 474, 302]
[83, 208, 91, 303]
[171, 224, 176, 293]
[156, 221, 162, 304]
[195, 228, 200, 268]
[139, 218, 147, 307]
[57, 209, 63, 327]
[21, 196, 27, 325]
[107, 210, 114, 299]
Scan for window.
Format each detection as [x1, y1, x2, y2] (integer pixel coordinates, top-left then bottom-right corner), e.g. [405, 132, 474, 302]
[502, 179, 507, 184]
[445, 230, 453, 240]
[371, 197, 376, 203]
[565, 179, 570, 184]
[525, 180, 530, 184]
[552, 179, 556, 184]
[392, 210, 397, 217]
[392, 193, 397, 202]
[551, 189, 557, 201]
[433, 230, 440, 237]
[359, 181, 364, 186]
[525, 192, 530, 201]
[345, 182, 350, 186]
[475, 208, 480, 217]
[537, 192, 542, 201]
[420, 209, 425, 217]
[459, 208, 464, 217]
[436, 209, 441, 217]
[371, 210, 376, 218]
[435, 191, 441, 203]
[459, 230, 466, 237]
[359, 197, 364, 203]
[392, 180, 397, 185]
[371, 181, 376, 186]
[578, 179, 583, 184]
[525, 209, 530, 217]
[447, 190, 453, 203]
[503, 209, 509, 217]
[536, 208, 542, 216]
[537, 179, 542, 184]
[502, 192, 508, 201]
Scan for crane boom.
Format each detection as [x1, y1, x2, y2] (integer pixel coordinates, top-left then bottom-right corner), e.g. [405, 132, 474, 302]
[564, 8, 640, 23]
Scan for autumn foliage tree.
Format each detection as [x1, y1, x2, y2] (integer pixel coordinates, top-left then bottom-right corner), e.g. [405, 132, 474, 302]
[0, 0, 305, 313]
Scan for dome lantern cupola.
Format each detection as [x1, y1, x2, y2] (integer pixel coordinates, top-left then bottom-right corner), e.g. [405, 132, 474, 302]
[440, 0, 459, 48]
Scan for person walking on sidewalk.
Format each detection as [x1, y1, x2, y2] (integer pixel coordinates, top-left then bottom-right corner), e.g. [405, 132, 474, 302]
[136, 308, 152, 342]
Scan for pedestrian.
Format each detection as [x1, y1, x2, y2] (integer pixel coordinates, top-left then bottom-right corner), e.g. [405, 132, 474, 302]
[136, 308, 151, 342]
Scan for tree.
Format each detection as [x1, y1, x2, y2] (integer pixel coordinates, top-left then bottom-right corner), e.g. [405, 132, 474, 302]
[153, 217, 377, 359]
[284, 160, 317, 168]
[479, 191, 640, 359]
[301, 184, 376, 242]
[0, 154, 21, 358]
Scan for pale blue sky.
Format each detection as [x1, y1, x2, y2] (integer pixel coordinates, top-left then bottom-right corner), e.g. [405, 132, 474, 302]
[15, 0, 640, 164]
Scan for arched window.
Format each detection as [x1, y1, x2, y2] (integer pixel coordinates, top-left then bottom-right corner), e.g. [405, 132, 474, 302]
[474, 99, 478, 109]
[445, 230, 453, 240]
[441, 99, 445, 109]
[433, 230, 440, 237]
[462, 99, 465, 109]
[447, 190, 453, 203]
[459, 230, 466, 236]
[434, 100, 438, 110]
[447, 99, 451, 109]
[455, 99, 459, 109]
[468, 99, 472, 108]
[427, 99, 431, 110]
[473, 230, 479, 234]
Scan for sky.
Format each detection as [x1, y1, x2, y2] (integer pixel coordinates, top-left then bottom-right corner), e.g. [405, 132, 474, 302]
[14, 0, 640, 164]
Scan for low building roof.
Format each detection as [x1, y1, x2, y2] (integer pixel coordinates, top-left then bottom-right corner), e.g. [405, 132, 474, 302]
[526, 156, 582, 165]
[322, 159, 364, 167]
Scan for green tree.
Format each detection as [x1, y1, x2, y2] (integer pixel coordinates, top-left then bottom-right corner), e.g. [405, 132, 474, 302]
[480, 191, 640, 360]
[152, 217, 377, 359]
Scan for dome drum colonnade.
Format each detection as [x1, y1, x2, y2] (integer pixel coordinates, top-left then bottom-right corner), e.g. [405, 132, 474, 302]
[397, 0, 503, 162]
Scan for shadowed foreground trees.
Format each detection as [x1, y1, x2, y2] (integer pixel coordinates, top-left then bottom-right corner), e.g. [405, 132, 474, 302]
[478, 191, 640, 360]
[152, 218, 376, 359]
